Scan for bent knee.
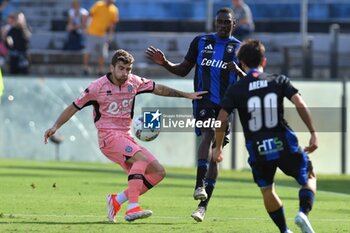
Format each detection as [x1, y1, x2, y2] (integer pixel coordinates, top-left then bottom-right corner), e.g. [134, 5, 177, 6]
[147, 160, 166, 177]
[157, 165, 166, 178]
[260, 184, 274, 194]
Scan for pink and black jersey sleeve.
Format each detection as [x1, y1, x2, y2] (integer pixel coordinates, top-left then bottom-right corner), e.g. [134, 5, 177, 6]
[73, 81, 98, 110]
[134, 75, 155, 94]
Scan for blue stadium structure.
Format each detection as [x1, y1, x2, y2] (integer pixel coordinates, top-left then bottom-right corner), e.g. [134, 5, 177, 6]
[3, 0, 350, 32]
[1, 0, 350, 77]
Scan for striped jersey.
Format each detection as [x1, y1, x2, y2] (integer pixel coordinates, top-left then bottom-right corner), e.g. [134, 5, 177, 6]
[185, 33, 241, 105]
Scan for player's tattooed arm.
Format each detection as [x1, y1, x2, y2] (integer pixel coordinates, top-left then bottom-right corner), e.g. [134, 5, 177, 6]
[153, 84, 207, 100]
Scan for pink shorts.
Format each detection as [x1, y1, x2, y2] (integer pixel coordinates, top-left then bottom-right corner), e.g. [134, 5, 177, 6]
[99, 131, 157, 173]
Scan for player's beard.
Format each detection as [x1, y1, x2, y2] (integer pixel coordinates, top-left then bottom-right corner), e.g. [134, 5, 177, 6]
[111, 72, 128, 86]
[116, 75, 128, 85]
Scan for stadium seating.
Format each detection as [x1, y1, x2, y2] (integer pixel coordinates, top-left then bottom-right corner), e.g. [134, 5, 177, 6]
[2, 0, 350, 77]
[4, 0, 350, 33]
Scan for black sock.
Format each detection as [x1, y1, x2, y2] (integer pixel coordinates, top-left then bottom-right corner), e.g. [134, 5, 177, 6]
[268, 207, 288, 233]
[195, 159, 208, 189]
[198, 178, 216, 209]
[299, 189, 315, 215]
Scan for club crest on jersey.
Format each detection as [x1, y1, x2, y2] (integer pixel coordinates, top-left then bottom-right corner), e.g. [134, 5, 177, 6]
[125, 146, 133, 153]
[226, 45, 234, 53]
[199, 109, 206, 117]
[127, 84, 133, 93]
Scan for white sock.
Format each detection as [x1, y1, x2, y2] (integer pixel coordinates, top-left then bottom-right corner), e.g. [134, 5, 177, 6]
[116, 191, 128, 204]
[127, 203, 139, 210]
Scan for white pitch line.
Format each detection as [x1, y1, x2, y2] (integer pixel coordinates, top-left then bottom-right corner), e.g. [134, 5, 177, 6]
[2, 214, 350, 222]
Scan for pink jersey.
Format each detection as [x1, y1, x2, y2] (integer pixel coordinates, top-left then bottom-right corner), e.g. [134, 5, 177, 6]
[73, 73, 155, 134]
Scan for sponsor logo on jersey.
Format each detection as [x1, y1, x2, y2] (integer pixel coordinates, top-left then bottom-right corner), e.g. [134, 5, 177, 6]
[256, 137, 284, 156]
[201, 44, 216, 54]
[106, 98, 134, 115]
[205, 44, 213, 50]
[201, 58, 227, 69]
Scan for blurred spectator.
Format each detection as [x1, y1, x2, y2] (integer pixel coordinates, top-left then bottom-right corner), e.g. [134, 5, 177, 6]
[231, 0, 254, 41]
[3, 12, 31, 74]
[83, 0, 119, 75]
[63, 0, 88, 51]
[0, 0, 9, 64]
[0, 0, 9, 25]
[0, 34, 8, 66]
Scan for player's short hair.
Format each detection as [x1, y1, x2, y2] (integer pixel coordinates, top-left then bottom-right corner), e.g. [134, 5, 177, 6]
[237, 39, 265, 68]
[111, 49, 135, 66]
[216, 7, 234, 18]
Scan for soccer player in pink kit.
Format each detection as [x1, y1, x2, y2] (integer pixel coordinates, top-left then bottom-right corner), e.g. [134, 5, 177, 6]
[44, 49, 207, 222]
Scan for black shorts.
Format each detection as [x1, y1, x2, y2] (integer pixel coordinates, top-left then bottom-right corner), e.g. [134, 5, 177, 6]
[193, 99, 230, 146]
[249, 150, 313, 188]
[194, 99, 221, 121]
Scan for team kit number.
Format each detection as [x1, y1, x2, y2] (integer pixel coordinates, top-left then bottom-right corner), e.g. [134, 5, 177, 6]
[247, 93, 278, 132]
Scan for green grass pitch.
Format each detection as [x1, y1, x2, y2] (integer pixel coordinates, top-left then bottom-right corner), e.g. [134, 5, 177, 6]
[0, 159, 349, 233]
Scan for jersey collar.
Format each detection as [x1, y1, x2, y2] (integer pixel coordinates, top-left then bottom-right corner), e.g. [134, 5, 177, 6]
[214, 33, 232, 42]
[247, 69, 261, 78]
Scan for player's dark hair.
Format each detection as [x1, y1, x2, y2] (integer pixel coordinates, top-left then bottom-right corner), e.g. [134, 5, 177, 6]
[237, 39, 265, 68]
[111, 49, 134, 66]
[216, 7, 234, 17]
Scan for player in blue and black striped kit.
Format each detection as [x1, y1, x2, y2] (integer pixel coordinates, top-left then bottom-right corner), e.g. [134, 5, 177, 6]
[213, 39, 318, 233]
[146, 7, 245, 222]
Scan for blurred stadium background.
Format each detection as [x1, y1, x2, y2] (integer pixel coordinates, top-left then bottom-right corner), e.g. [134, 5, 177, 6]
[0, 0, 349, 174]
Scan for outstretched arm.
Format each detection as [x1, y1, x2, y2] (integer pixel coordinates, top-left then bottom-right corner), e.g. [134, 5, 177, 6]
[146, 46, 195, 77]
[212, 109, 230, 162]
[291, 93, 318, 153]
[153, 84, 207, 100]
[227, 61, 246, 79]
[44, 104, 78, 144]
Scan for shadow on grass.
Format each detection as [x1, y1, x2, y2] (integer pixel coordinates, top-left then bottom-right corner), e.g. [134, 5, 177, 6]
[0, 173, 56, 178]
[1, 165, 350, 194]
[0, 165, 125, 175]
